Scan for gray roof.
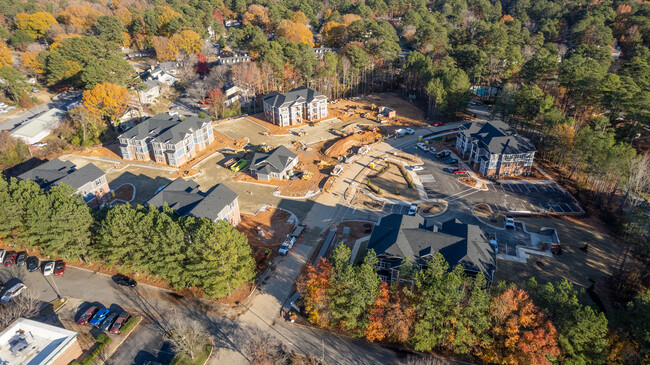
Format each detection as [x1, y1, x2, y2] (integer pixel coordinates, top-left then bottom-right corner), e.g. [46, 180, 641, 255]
[119, 113, 211, 145]
[252, 145, 297, 175]
[142, 79, 160, 93]
[156, 61, 178, 73]
[18, 158, 105, 190]
[368, 214, 496, 281]
[262, 86, 326, 108]
[146, 179, 238, 221]
[461, 120, 535, 155]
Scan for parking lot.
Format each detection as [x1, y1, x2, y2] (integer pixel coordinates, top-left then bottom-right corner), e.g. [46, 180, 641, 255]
[398, 142, 583, 215]
[381, 202, 412, 215]
[213, 118, 268, 140]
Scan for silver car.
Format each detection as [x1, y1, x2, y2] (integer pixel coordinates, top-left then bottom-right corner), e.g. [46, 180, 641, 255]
[1, 281, 26, 303]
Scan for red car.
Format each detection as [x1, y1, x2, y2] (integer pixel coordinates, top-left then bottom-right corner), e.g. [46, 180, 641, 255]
[453, 168, 468, 174]
[54, 260, 66, 276]
[77, 306, 98, 325]
[433, 122, 446, 127]
[3, 251, 16, 266]
[110, 312, 131, 334]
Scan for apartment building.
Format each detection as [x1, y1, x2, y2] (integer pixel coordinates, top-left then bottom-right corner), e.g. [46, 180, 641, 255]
[456, 120, 536, 177]
[262, 86, 328, 126]
[118, 113, 214, 166]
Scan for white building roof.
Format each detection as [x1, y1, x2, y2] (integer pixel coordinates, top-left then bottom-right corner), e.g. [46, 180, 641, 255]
[0, 318, 79, 365]
[11, 108, 66, 144]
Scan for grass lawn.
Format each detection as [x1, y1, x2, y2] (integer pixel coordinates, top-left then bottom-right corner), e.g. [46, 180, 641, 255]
[170, 344, 213, 365]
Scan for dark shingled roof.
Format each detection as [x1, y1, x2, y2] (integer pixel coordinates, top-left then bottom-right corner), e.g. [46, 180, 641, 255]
[146, 179, 238, 221]
[18, 158, 105, 190]
[262, 86, 326, 108]
[252, 145, 297, 175]
[368, 214, 496, 282]
[460, 120, 535, 155]
[119, 113, 210, 145]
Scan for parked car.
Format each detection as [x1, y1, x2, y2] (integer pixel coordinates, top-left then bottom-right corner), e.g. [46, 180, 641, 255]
[436, 150, 451, 159]
[1, 281, 26, 303]
[0, 249, 5, 263]
[444, 158, 459, 165]
[54, 260, 66, 276]
[26, 256, 39, 272]
[15, 252, 27, 266]
[0, 281, 4, 291]
[411, 166, 424, 172]
[505, 216, 515, 229]
[3, 251, 16, 266]
[89, 308, 111, 327]
[278, 236, 297, 256]
[100, 312, 119, 331]
[42, 261, 55, 276]
[110, 312, 131, 334]
[433, 122, 445, 127]
[115, 275, 137, 287]
[77, 306, 99, 325]
[408, 204, 419, 216]
[405, 127, 415, 135]
[416, 142, 429, 151]
[453, 168, 468, 174]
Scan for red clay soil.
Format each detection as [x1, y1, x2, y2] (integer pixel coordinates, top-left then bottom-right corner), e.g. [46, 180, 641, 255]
[238, 208, 296, 272]
[324, 131, 380, 158]
[106, 183, 134, 203]
[75, 142, 122, 159]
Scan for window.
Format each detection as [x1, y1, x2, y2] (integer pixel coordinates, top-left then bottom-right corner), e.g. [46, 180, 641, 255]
[379, 261, 390, 269]
[95, 178, 102, 186]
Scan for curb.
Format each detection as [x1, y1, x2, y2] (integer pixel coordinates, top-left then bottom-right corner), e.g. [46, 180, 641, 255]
[101, 316, 143, 364]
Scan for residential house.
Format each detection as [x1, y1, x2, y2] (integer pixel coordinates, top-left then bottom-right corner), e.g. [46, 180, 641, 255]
[365, 214, 497, 284]
[146, 178, 241, 225]
[138, 80, 162, 104]
[11, 108, 66, 144]
[455, 120, 536, 177]
[118, 113, 214, 166]
[311, 47, 336, 59]
[0, 318, 83, 365]
[250, 145, 298, 181]
[18, 158, 109, 204]
[262, 86, 328, 126]
[218, 51, 251, 65]
[224, 84, 253, 107]
[147, 61, 179, 85]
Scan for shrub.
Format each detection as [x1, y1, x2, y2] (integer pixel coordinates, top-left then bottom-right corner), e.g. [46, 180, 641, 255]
[397, 164, 415, 188]
[96, 333, 110, 344]
[366, 179, 382, 195]
[120, 316, 139, 334]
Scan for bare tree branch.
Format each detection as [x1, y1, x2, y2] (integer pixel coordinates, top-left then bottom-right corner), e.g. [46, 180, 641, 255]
[168, 317, 211, 360]
[242, 328, 290, 365]
[0, 290, 40, 330]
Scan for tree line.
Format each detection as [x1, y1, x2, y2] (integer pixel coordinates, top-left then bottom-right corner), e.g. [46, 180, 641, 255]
[0, 176, 256, 299]
[298, 245, 650, 364]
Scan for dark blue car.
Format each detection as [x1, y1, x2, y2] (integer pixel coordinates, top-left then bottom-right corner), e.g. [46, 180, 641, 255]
[100, 312, 119, 331]
[88, 308, 110, 327]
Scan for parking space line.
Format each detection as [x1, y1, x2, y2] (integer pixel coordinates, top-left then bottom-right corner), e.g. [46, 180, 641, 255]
[563, 203, 574, 213]
[528, 183, 538, 191]
[555, 204, 565, 213]
[522, 184, 530, 192]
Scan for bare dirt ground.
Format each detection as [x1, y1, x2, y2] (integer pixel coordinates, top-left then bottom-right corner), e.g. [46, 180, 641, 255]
[493, 215, 622, 289]
[325, 221, 375, 259]
[171, 130, 247, 178]
[474, 203, 505, 226]
[323, 130, 381, 158]
[350, 191, 383, 210]
[106, 183, 134, 203]
[331, 93, 427, 126]
[367, 162, 420, 201]
[234, 142, 337, 197]
[74, 142, 122, 160]
[238, 208, 296, 272]
[418, 201, 447, 216]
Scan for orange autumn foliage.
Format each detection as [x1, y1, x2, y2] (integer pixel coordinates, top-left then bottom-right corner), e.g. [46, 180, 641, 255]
[15, 12, 57, 39]
[157, 6, 182, 29]
[20, 51, 43, 73]
[170, 30, 202, 56]
[0, 41, 11, 67]
[58, 4, 103, 30]
[483, 288, 560, 365]
[291, 11, 308, 25]
[152, 36, 174, 62]
[242, 4, 271, 31]
[113, 7, 133, 26]
[277, 19, 314, 46]
[499, 14, 515, 24]
[82, 83, 130, 126]
[365, 282, 415, 343]
[296, 258, 332, 328]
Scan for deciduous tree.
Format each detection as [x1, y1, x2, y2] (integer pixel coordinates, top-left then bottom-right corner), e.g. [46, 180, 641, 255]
[82, 82, 130, 127]
[277, 19, 314, 46]
[0, 41, 11, 66]
[297, 258, 333, 328]
[15, 12, 57, 39]
[58, 4, 103, 30]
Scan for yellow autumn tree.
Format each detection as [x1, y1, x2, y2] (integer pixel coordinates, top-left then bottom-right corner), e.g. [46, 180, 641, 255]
[277, 19, 314, 46]
[82, 83, 130, 126]
[157, 6, 182, 28]
[49, 33, 82, 51]
[343, 14, 361, 26]
[20, 51, 43, 74]
[113, 7, 133, 27]
[322, 21, 346, 47]
[170, 30, 202, 56]
[152, 36, 174, 62]
[121, 32, 131, 48]
[15, 12, 58, 39]
[291, 11, 308, 25]
[58, 4, 103, 30]
[242, 4, 271, 30]
[0, 41, 11, 67]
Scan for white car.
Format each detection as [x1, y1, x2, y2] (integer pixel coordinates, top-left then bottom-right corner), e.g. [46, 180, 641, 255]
[416, 142, 429, 151]
[505, 216, 515, 229]
[411, 166, 423, 172]
[278, 236, 297, 256]
[405, 127, 414, 135]
[407, 204, 418, 216]
[42, 261, 55, 276]
[1, 282, 26, 303]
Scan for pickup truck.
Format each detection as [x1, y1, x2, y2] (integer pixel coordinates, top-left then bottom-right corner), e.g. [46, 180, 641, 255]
[278, 236, 297, 256]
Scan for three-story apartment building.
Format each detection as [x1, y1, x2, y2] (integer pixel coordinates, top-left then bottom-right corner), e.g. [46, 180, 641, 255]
[456, 120, 536, 177]
[118, 113, 214, 167]
[263, 86, 327, 126]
